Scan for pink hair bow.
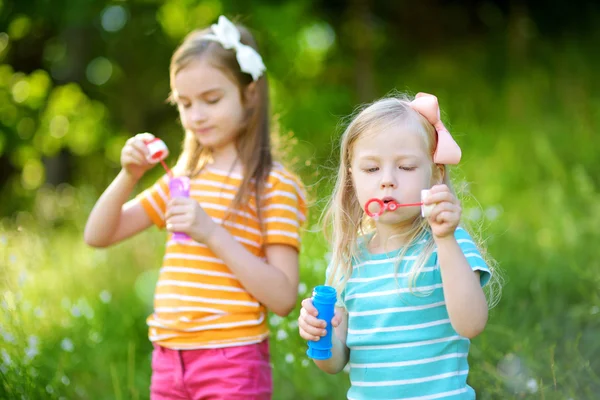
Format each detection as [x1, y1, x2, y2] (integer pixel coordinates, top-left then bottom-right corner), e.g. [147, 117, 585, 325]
[409, 92, 462, 165]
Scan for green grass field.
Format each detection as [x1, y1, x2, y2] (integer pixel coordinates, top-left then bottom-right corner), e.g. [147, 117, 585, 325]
[1, 177, 599, 399]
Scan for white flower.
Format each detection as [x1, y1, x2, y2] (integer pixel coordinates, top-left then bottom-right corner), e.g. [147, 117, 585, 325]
[1, 349, 11, 366]
[284, 353, 295, 363]
[99, 290, 111, 303]
[298, 282, 307, 295]
[276, 329, 288, 341]
[203, 16, 266, 81]
[526, 378, 538, 393]
[61, 338, 74, 352]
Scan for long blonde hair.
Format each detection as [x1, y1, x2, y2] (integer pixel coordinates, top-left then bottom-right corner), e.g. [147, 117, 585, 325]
[169, 20, 271, 222]
[323, 94, 501, 307]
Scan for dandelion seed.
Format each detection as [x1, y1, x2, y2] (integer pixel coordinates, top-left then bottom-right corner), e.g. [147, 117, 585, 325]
[99, 290, 111, 303]
[8, 254, 16, 264]
[78, 298, 94, 319]
[526, 379, 538, 393]
[61, 375, 70, 385]
[0, 235, 6, 245]
[269, 314, 282, 326]
[1, 349, 11, 365]
[60, 338, 74, 352]
[497, 353, 521, 377]
[71, 305, 81, 317]
[25, 335, 39, 362]
[2, 332, 15, 344]
[285, 353, 294, 363]
[298, 282, 307, 295]
[25, 346, 38, 362]
[276, 329, 288, 341]
[287, 320, 298, 330]
[46, 385, 54, 394]
[34, 307, 44, 318]
[28, 335, 38, 347]
[301, 359, 309, 367]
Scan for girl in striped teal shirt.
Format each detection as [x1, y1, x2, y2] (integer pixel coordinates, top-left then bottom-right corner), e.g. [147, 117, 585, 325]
[299, 93, 501, 399]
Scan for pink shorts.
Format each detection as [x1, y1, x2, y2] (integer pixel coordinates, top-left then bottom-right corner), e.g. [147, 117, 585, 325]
[150, 340, 272, 400]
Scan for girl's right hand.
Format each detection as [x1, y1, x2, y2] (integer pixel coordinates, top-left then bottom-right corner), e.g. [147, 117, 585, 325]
[298, 297, 343, 341]
[121, 132, 155, 180]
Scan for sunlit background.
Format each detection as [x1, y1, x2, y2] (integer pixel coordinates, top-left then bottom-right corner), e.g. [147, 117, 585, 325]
[1, 0, 600, 399]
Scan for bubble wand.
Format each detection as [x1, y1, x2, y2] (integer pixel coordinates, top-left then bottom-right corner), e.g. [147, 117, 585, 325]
[145, 138, 173, 177]
[365, 190, 434, 219]
[144, 137, 191, 241]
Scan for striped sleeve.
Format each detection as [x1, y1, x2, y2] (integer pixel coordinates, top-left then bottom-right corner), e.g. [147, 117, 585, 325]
[262, 168, 307, 250]
[454, 227, 491, 287]
[137, 174, 170, 228]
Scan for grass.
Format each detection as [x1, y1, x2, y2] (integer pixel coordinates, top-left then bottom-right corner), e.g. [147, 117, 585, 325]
[1, 178, 599, 400]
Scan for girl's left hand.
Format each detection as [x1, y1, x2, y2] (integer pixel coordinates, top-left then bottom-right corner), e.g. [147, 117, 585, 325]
[165, 198, 217, 243]
[424, 184, 461, 239]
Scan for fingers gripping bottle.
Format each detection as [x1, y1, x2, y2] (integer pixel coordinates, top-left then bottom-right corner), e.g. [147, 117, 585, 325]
[306, 285, 337, 360]
[168, 176, 191, 241]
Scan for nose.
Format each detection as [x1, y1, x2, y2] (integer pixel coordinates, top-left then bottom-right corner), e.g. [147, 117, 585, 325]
[380, 169, 397, 189]
[189, 103, 208, 124]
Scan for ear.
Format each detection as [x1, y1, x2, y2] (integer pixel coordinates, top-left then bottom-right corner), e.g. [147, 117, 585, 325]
[243, 81, 257, 106]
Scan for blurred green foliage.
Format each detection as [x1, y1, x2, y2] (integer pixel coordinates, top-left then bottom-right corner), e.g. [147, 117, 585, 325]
[1, 0, 600, 399]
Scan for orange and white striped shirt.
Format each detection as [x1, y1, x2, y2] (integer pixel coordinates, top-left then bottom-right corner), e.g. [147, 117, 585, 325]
[138, 163, 307, 349]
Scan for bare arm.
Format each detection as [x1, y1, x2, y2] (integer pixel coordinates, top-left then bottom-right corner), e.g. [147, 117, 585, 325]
[299, 301, 349, 374]
[205, 225, 299, 316]
[436, 235, 488, 338]
[84, 133, 156, 248]
[84, 170, 153, 247]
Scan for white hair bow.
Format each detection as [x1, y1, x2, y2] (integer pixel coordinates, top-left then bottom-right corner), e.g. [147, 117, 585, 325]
[203, 16, 266, 81]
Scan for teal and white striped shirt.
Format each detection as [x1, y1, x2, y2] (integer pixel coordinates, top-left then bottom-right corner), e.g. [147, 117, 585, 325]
[339, 227, 491, 400]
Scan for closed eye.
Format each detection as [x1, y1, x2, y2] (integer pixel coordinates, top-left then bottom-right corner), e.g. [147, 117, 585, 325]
[399, 166, 416, 171]
[206, 97, 221, 105]
[364, 167, 379, 173]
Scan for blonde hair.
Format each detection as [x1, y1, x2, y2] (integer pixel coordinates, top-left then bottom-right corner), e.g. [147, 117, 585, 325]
[323, 94, 501, 307]
[169, 20, 271, 222]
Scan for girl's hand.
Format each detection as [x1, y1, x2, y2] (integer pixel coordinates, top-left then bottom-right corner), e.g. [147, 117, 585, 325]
[165, 197, 218, 243]
[121, 133, 155, 180]
[298, 297, 343, 341]
[424, 184, 461, 239]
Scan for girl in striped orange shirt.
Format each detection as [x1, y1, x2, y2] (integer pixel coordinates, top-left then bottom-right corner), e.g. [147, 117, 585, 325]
[85, 16, 306, 400]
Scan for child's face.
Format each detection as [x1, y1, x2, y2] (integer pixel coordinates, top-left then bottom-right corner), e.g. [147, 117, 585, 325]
[350, 124, 433, 224]
[172, 59, 248, 152]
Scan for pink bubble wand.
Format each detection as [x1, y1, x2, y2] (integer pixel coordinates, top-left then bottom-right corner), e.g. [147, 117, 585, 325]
[145, 137, 191, 241]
